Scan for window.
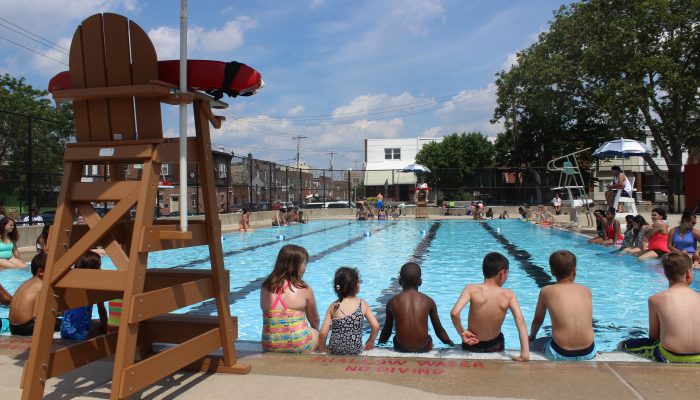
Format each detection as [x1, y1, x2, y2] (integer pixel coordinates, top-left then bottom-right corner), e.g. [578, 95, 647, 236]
[161, 164, 169, 176]
[384, 148, 401, 160]
[217, 162, 226, 179]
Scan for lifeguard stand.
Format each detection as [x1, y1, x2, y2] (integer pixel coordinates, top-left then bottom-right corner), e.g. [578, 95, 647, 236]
[21, 13, 249, 400]
[415, 187, 429, 219]
[547, 148, 594, 227]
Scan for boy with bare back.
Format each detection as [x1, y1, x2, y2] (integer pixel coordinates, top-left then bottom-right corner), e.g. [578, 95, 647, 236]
[378, 262, 454, 352]
[450, 252, 529, 361]
[620, 253, 700, 363]
[530, 250, 597, 361]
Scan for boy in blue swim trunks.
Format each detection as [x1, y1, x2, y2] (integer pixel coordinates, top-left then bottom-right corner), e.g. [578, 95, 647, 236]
[529, 250, 597, 361]
[61, 251, 108, 340]
[620, 253, 700, 363]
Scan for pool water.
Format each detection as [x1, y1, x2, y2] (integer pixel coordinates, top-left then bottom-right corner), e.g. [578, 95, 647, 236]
[2, 219, 697, 351]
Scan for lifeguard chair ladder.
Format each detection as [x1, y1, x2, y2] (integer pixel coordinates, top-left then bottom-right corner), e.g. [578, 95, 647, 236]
[21, 13, 249, 400]
[547, 148, 594, 228]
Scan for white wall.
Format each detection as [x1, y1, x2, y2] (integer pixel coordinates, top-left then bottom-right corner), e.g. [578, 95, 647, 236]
[365, 137, 443, 170]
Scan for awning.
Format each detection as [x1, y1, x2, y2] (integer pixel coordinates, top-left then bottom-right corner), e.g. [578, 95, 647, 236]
[364, 170, 416, 186]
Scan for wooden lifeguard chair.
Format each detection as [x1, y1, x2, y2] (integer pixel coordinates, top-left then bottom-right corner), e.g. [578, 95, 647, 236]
[21, 13, 249, 400]
[415, 187, 429, 219]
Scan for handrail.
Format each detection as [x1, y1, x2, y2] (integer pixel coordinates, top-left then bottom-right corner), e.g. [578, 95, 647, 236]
[546, 147, 590, 172]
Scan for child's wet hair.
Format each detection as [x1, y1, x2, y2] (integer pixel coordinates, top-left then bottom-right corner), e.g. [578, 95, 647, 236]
[399, 262, 421, 287]
[75, 251, 101, 269]
[30, 252, 47, 276]
[662, 253, 691, 282]
[549, 250, 576, 280]
[482, 252, 509, 278]
[262, 244, 309, 293]
[334, 267, 360, 300]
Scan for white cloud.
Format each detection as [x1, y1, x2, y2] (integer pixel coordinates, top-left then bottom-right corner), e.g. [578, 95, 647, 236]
[434, 84, 500, 135]
[421, 126, 442, 138]
[388, 0, 445, 36]
[331, 92, 425, 118]
[149, 17, 258, 59]
[501, 52, 518, 72]
[31, 37, 71, 76]
[309, 0, 326, 9]
[287, 106, 305, 116]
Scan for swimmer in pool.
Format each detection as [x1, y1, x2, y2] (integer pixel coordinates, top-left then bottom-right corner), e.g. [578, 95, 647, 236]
[450, 252, 529, 361]
[378, 262, 453, 352]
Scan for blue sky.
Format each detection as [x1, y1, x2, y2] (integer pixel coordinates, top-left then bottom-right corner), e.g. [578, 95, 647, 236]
[1, 0, 571, 169]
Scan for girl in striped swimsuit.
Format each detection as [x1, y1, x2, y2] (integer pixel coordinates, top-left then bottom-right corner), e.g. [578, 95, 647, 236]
[260, 244, 320, 353]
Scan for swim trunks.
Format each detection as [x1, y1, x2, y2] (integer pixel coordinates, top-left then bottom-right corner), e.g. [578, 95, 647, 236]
[393, 335, 433, 353]
[531, 336, 596, 361]
[622, 338, 700, 363]
[461, 332, 505, 353]
[10, 318, 62, 336]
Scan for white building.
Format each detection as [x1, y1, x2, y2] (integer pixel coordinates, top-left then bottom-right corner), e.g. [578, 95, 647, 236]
[363, 138, 443, 202]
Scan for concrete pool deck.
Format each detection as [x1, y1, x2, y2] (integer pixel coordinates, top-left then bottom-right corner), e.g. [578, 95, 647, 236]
[0, 337, 698, 399]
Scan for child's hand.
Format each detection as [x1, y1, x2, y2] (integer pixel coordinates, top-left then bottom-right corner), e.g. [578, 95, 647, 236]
[460, 330, 479, 345]
[363, 341, 375, 351]
[512, 352, 529, 362]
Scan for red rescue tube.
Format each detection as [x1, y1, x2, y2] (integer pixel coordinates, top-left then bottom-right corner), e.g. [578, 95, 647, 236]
[48, 60, 263, 98]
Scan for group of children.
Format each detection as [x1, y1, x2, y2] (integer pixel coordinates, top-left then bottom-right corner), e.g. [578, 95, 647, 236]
[260, 243, 700, 363]
[588, 208, 699, 267]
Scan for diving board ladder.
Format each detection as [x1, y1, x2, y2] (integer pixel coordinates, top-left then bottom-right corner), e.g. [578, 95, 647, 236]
[21, 13, 249, 400]
[546, 148, 594, 228]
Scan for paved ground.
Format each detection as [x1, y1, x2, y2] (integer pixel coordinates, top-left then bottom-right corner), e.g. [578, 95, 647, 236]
[7, 210, 696, 399]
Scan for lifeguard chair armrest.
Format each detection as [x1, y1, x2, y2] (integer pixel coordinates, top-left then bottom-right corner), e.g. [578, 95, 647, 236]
[52, 83, 171, 101]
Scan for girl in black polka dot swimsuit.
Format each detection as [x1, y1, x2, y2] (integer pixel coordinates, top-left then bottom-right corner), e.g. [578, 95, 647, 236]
[318, 267, 380, 355]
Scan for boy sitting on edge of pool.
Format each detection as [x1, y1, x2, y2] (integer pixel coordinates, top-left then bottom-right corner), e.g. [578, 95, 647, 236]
[619, 253, 700, 363]
[378, 262, 454, 352]
[450, 252, 529, 362]
[529, 250, 597, 361]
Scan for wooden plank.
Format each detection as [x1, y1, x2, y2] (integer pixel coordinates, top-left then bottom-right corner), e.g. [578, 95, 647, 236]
[127, 278, 214, 323]
[138, 223, 208, 252]
[71, 181, 140, 202]
[64, 144, 154, 162]
[55, 288, 122, 311]
[141, 314, 238, 344]
[143, 269, 224, 292]
[110, 159, 158, 400]
[193, 100, 238, 367]
[20, 162, 82, 400]
[55, 269, 127, 291]
[50, 187, 139, 285]
[47, 332, 118, 378]
[156, 138, 199, 163]
[119, 328, 221, 398]
[183, 356, 250, 374]
[52, 84, 171, 102]
[68, 139, 163, 147]
[158, 230, 192, 240]
[67, 25, 90, 142]
[103, 13, 136, 141]
[129, 20, 162, 140]
[81, 14, 111, 141]
[77, 204, 130, 271]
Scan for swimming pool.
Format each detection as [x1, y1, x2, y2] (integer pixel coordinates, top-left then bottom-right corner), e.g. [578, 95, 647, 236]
[2, 219, 697, 351]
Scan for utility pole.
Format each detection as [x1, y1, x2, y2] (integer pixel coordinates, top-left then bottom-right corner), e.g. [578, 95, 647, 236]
[353, 159, 362, 171]
[328, 152, 337, 171]
[294, 136, 307, 168]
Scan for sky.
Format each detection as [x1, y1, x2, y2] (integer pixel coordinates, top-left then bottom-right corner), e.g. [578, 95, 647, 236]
[0, 0, 572, 170]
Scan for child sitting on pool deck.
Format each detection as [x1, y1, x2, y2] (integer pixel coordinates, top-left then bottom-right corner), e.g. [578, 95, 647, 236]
[450, 252, 529, 361]
[619, 253, 700, 363]
[378, 262, 454, 352]
[61, 251, 108, 340]
[318, 267, 380, 355]
[529, 250, 597, 361]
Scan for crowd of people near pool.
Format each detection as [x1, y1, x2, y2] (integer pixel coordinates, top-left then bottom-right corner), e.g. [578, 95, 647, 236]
[259, 244, 700, 363]
[0, 189, 699, 364]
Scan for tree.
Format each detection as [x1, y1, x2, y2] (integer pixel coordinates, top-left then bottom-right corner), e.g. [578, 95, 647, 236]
[493, 0, 700, 210]
[0, 74, 74, 210]
[415, 132, 495, 195]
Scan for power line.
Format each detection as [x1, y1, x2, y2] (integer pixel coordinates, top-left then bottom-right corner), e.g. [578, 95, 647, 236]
[0, 20, 69, 55]
[0, 17, 69, 53]
[0, 34, 67, 66]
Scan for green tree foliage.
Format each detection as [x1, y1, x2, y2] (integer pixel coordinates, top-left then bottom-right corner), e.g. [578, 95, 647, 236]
[415, 132, 495, 190]
[493, 0, 700, 205]
[0, 74, 74, 208]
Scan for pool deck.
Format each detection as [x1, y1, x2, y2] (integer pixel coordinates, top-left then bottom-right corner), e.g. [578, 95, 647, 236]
[0, 338, 698, 399]
[7, 211, 696, 399]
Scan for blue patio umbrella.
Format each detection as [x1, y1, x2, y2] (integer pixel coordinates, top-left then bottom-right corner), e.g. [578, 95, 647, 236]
[593, 138, 653, 170]
[401, 163, 431, 174]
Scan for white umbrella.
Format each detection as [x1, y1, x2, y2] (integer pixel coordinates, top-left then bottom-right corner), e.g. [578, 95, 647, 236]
[593, 138, 653, 170]
[402, 163, 431, 173]
[593, 138, 653, 159]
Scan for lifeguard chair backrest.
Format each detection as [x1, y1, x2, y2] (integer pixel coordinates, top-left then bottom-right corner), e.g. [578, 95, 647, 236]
[69, 13, 162, 142]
